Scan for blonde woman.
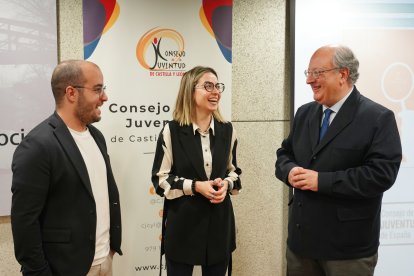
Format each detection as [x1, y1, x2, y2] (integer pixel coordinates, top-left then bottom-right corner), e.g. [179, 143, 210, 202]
[152, 66, 241, 276]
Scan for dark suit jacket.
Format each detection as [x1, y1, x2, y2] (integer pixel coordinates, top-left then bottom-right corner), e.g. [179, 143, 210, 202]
[152, 120, 241, 265]
[275, 87, 402, 259]
[11, 112, 122, 276]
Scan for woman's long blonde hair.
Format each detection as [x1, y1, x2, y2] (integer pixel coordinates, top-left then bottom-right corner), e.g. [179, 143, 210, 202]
[173, 66, 226, 125]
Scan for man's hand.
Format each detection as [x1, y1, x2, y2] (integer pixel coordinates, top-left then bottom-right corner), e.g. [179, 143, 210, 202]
[288, 167, 319, 191]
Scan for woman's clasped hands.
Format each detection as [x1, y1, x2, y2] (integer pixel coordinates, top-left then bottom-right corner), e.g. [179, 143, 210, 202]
[195, 178, 228, 204]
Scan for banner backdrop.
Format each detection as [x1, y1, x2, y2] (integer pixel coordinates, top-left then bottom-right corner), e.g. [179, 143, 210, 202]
[83, 0, 232, 274]
[0, 0, 57, 215]
[294, 1, 414, 275]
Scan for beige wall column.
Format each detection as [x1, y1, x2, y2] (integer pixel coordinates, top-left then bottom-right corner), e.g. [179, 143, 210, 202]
[57, 0, 84, 60]
[0, 216, 19, 275]
[231, 0, 290, 275]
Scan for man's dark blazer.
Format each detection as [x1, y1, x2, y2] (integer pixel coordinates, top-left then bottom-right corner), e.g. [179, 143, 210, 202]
[275, 87, 402, 259]
[11, 112, 122, 276]
[152, 120, 241, 266]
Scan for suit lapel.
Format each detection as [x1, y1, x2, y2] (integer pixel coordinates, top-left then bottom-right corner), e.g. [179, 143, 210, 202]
[50, 113, 94, 198]
[89, 127, 108, 169]
[178, 125, 208, 180]
[89, 127, 116, 195]
[309, 104, 322, 153]
[314, 88, 360, 154]
[211, 121, 227, 179]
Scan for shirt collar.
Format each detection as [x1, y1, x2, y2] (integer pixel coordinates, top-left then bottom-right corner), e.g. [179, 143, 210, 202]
[192, 117, 215, 136]
[322, 86, 353, 114]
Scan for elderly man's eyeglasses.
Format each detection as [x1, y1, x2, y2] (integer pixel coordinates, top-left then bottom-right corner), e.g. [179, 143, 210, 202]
[73, 85, 106, 97]
[304, 68, 340, 78]
[195, 81, 225, 93]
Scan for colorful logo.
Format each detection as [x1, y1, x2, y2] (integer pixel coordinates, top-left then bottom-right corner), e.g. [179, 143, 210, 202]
[83, 0, 120, 60]
[136, 27, 186, 72]
[199, 0, 232, 63]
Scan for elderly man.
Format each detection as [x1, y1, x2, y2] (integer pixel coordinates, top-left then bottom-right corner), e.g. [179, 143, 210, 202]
[275, 45, 402, 276]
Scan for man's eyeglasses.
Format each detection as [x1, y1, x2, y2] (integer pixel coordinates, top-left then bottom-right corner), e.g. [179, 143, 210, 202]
[73, 85, 106, 97]
[195, 81, 225, 93]
[304, 68, 340, 79]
